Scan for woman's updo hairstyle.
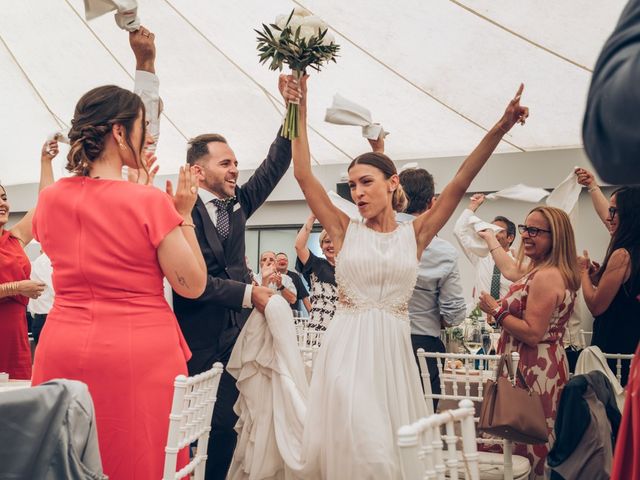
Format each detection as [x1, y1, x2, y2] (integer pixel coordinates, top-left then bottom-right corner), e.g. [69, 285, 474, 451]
[67, 85, 145, 176]
[347, 152, 408, 212]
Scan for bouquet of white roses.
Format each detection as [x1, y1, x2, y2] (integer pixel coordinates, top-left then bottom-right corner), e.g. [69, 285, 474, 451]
[256, 8, 340, 139]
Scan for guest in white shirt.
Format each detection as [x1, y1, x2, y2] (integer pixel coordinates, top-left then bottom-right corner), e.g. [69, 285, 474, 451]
[454, 193, 517, 312]
[28, 253, 54, 345]
[254, 251, 297, 304]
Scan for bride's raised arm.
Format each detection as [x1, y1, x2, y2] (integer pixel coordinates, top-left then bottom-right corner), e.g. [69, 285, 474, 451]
[413, 84, 529, 253]
[289, 75, 350, 252]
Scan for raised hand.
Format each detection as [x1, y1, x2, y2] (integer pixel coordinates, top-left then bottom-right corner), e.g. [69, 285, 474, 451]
[477, 229, 496, 244]
[166, 165, 198, 217]
[41, 139, 59, 161]
[468, 193, 485, 212]
[367, 133, 385, 153]
[129, 26, 155, 73]
[128, 150, 160, 185]
[497, 83, 529, 133]
[575, 167, 597, 188]
[279, 73, 306, 107]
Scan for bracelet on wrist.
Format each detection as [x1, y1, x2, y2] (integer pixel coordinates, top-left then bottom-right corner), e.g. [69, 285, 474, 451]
[180, 221, 195, 228]
[493, 307, 509, 326]
[489, 246, 501, 254]
[587, 185, 599, 193]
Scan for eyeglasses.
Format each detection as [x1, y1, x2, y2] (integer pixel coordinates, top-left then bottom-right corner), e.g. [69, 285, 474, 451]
[518, 224, 551, 237]
[608, 207, 618, 219]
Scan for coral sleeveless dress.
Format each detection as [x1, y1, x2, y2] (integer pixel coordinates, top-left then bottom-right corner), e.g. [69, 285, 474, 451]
[31, 177, 191, 479]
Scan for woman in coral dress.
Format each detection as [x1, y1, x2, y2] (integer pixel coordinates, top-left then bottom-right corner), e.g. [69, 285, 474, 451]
[0, 141, 56, 379]
[479, 206, 580, 480]
[31, 85, 206, 479]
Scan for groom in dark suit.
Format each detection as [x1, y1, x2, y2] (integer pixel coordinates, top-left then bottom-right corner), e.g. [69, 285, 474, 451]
[173, 77, 299, 480]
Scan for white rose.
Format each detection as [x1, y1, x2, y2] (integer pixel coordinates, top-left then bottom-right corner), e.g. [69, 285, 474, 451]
[293, 7, 311, 17]
[289, 15, 304, 31]
[275, 14, 288, 30]
[302, 15, 326, 31]
[299, 25, 316, 42]
[321, 31, 335, 46]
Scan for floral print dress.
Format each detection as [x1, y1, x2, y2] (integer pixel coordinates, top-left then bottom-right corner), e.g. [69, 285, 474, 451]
[497, 270, 576, 480]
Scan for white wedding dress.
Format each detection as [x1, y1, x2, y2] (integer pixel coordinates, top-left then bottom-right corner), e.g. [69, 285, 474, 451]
[227, 220, 428, 480]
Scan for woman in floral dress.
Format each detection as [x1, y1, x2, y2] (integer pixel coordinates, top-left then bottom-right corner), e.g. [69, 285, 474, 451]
[478, 206, 580, 480]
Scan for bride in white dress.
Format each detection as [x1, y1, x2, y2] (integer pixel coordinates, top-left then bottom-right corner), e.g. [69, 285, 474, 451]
[229, 79, 528, 480]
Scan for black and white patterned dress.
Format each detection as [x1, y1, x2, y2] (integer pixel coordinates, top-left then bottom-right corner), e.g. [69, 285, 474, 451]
[296, 251, 338, 331]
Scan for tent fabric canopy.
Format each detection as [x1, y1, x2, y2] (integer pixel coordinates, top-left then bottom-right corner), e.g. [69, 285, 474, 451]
[0, 0, 626, 186]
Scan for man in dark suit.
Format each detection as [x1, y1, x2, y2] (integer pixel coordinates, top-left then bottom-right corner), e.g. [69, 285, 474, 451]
[173, 77, 298, 480]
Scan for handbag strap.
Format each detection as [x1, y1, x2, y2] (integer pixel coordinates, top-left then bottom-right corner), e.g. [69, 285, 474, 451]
[504, 351, 534, 394]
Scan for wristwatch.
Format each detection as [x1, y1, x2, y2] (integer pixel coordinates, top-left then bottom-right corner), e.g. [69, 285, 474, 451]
[277, 285, 285, 291]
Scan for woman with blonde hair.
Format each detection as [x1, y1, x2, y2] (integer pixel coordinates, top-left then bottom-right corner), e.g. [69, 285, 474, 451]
[478, 206, 580, 480]
[295, 215, 338, 332]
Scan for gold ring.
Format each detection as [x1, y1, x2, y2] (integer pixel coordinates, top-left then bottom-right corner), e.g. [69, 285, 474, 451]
[190, 186, 197, 194]
[142, 32, 150, 37]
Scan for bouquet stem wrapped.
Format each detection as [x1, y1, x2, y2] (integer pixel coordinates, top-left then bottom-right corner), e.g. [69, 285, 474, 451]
[283, 70, 302, 139]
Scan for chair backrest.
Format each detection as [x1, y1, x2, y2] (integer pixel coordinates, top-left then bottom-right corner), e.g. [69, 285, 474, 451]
[162, 363, 224, 480]
[416, 349, 521, 480]
[398, 399, 480, 480]
[579, 329, 592, 348]
[602, 352, 635, 384]
[416, 350, 520, 415]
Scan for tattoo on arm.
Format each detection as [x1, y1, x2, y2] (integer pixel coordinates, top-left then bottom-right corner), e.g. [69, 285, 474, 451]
[175, 271, 190, 289]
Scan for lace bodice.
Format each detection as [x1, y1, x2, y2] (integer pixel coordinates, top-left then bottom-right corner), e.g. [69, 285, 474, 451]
[335, 220, 418, 318]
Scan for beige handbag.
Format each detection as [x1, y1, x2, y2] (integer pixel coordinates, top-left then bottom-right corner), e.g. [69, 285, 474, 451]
[478, 353, 548, 444]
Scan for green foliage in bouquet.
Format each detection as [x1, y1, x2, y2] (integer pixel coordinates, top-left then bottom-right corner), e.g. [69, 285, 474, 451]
[255, 10, 340, 139]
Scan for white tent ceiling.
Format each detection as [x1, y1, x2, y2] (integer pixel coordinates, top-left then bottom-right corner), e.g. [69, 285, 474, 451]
[0, 0, 626, 186]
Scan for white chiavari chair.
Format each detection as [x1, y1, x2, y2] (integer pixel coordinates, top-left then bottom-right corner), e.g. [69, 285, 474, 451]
[162, 363, 224, 480]
[579, 329, 593, 348]
[602, 352, 635, 385]
[398, 399, 480, 480]
[416, 350, 531, 480]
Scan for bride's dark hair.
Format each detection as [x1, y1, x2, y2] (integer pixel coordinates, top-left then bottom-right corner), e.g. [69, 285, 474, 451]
[348, 152, 408, 212]
[67, 85, 146, 177]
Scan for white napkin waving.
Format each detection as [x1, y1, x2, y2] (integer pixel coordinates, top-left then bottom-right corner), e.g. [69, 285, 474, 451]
[485, 183, 549, 203]
[546, 169, 582, 222]
[324, 94, 388, 140]
[328, 191, 360, 220]
[83, 0, 140, 31]
[457, 214, 504, 258]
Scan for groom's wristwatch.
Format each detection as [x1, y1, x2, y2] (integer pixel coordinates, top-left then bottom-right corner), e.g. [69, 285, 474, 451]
[277, 285, 285, 291]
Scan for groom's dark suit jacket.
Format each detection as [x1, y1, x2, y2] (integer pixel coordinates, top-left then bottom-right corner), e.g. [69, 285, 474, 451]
[173, 132, 291, 375]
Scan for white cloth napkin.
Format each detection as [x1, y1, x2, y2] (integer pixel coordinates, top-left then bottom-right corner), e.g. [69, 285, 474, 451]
[456, 213, 504, 258]
[486, 183, 549, 203]
[546, 169, 582, 221]
[83, 0, 140, 31]
[48, 131, 70, 144]
[324, 94, 388, 140]
[328, 190, 361, 220]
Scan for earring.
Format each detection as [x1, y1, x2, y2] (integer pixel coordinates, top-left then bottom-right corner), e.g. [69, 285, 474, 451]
[119, 141, 125, 149]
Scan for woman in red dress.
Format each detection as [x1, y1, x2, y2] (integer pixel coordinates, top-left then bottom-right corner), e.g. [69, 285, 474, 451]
[31, 85, 207, 479]
[0, 140, 56, 379]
